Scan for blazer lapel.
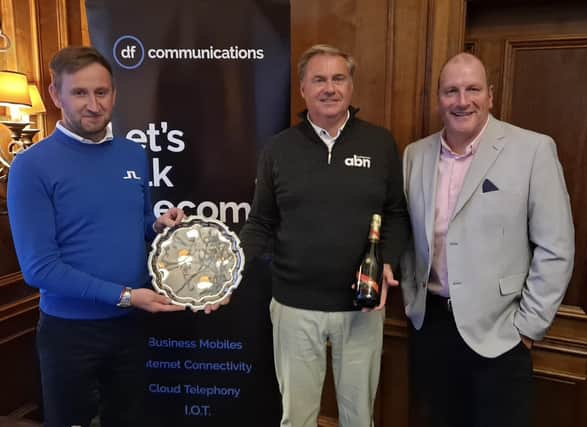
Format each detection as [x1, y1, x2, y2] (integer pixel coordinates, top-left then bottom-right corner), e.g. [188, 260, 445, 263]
[451, 116, 506, 221]
[422, 136, 440, 250]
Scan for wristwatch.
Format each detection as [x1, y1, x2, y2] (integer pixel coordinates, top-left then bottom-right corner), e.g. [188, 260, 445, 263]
[117, 287, 133, 308]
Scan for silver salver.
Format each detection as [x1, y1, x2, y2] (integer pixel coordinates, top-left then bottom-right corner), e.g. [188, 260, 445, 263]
[148, 216, 244, 311]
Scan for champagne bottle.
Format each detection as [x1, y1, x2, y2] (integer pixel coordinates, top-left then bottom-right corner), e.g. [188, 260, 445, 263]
[354, 214, 382, 309]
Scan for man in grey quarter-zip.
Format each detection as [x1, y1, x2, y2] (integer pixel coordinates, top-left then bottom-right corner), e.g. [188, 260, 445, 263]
[240, 44, 410, 427]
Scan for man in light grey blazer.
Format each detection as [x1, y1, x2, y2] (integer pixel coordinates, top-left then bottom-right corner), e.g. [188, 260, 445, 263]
[401, 53, 574, 427]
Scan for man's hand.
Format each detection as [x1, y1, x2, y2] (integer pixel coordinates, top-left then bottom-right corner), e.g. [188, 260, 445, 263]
[154, 207, 185, 233]
[370, 263, 398, 312]
[130, 288, 185, 313]
[202, 294, 232, 315]
[521, 335, 534, 350]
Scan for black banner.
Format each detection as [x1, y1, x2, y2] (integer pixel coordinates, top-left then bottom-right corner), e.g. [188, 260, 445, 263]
[85, 1, 290, 424]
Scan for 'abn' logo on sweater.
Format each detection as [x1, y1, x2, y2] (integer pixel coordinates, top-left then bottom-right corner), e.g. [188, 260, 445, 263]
[344, 155, 371, 169]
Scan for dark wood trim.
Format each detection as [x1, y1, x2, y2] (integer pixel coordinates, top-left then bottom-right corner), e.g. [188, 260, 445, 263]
[422, 0, 467, 136]
[501, 35, 587, 121]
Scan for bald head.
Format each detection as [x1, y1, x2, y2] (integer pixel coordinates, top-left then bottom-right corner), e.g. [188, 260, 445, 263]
[439, 53, 489, 92]
[437, 52, 493, 152]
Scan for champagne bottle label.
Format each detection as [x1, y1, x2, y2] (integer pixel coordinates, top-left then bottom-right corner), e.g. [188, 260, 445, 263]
[358, 273, 379, 293]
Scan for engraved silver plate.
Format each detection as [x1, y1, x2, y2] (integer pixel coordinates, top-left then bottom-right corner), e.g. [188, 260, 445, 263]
[148, 216, 244, 311]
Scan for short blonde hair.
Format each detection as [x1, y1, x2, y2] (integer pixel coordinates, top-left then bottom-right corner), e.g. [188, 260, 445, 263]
[297, 44, 356, 81]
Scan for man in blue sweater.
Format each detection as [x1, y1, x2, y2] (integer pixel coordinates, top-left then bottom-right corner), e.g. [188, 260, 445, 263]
[7, 46, 186, 427]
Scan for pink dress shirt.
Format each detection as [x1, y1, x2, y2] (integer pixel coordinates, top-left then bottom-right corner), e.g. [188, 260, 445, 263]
[428, 121, 489, 297]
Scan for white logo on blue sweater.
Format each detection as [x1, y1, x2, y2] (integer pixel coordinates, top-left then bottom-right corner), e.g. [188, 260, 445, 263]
[344, 155, 371, 169]
[123, 170, 141, 180]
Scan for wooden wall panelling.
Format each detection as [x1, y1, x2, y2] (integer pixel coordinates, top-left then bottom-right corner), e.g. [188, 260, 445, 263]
[533, 342, 587, 427]
[79, 0, 89, 46]
[0, 273, 31, 303]
[379, 320, 410, 427]
[65, 0, 83, 47]
[0, 273, 40, 419]
[290, 0, 391, 128]
[533, 376, 584, 427]
[290, 0, 439, 146]
[36, 0, 88, 132]
[0, 217, 18, 277]
[421, 0, 466, 136]
[387, 0, 429, 151]
[36, 0, 70, 132]
[0, 0, 17, 71]
[11, 1, 34, 75]
[27, 0, 46, 139]
[0, 329, 40, 417]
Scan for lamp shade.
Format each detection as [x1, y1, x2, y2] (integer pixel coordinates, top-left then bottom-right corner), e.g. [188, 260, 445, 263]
[21, 84, 46, 115]
[0, 71, 31, 108]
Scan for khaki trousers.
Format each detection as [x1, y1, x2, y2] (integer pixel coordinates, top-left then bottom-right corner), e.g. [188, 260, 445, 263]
[270, 298, 384, 427]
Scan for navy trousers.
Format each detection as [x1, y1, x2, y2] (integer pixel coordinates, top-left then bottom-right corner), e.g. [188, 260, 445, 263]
[36, 311, 146, 427]
[409, 293, 534, 427]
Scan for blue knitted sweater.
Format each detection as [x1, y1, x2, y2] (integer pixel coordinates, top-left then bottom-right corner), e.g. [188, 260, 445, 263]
[8, 129, 156, 319]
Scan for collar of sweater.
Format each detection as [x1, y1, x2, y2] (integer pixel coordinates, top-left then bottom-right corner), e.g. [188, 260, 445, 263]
[297, 106, 360, 144]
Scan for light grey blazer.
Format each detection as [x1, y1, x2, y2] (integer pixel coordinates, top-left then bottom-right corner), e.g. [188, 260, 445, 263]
[401, 115, 574, 358]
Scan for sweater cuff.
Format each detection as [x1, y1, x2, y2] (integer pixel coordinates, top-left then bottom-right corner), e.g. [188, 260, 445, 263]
[100, 283, 127, 306]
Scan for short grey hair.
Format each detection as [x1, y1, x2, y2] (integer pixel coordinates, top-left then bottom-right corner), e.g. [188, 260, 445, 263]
[297, 44, 356, 81]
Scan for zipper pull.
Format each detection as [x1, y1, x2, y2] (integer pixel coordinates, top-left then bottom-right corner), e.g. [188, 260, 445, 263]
[327, 146, 332, 165]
